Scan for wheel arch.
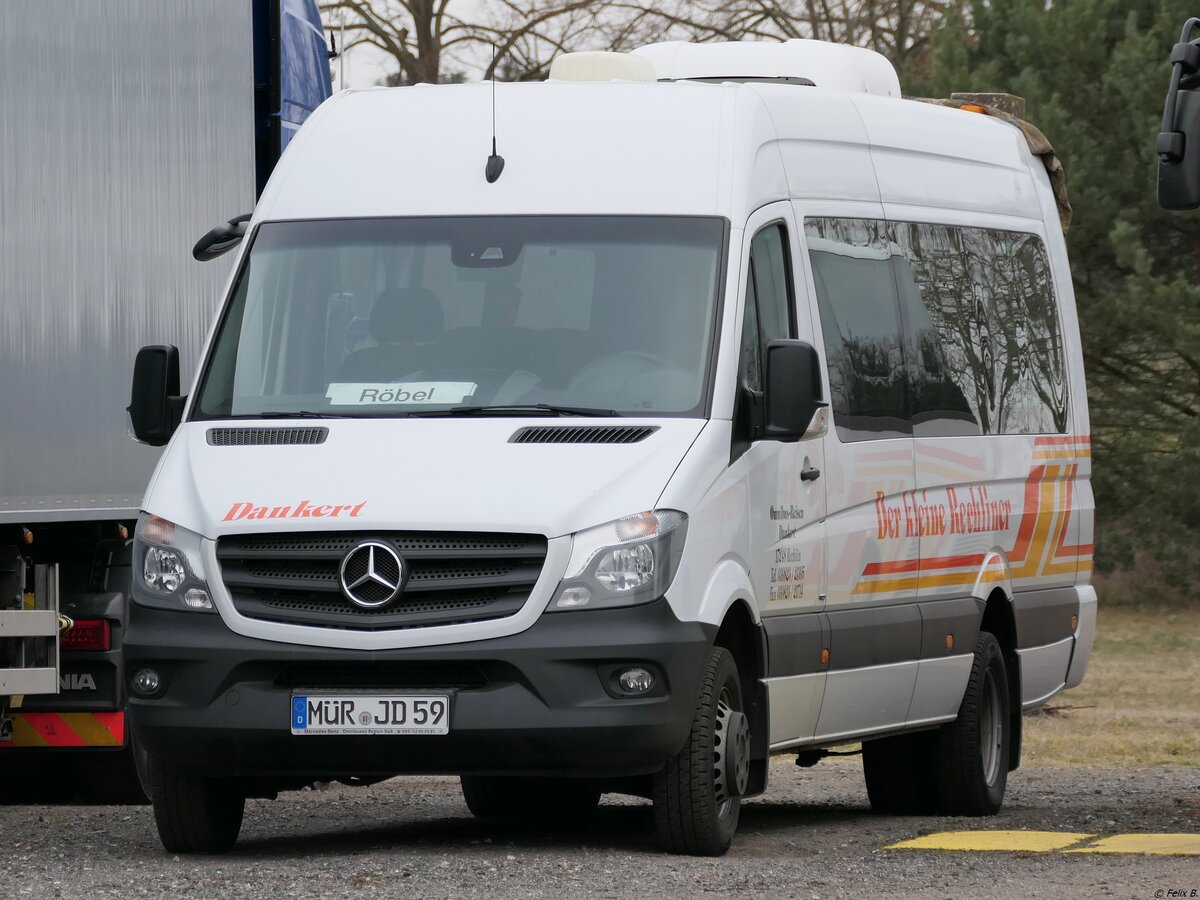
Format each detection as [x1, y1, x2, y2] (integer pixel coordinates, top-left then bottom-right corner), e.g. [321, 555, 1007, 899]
[714, 598, 770, 796]
[979, 588, 1022, 771]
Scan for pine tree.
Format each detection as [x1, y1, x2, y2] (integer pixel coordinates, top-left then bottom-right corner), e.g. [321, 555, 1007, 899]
[910, 1, 1200, 592]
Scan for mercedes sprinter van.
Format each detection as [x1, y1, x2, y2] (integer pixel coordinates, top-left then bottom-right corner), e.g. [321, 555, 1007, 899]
[125, 40, 1096, 856]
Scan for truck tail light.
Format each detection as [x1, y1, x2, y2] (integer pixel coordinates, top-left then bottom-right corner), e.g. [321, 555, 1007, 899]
[60, 619, 111, 652]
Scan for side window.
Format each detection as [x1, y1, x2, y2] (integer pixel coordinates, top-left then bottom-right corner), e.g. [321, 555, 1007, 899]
[892, 222, 1068, 435]
[738, 223, 795, 392]
[891, 222, 984, 436]
[804, 218, 911, 441]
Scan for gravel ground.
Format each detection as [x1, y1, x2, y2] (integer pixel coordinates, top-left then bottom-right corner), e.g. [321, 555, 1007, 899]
[1, 760, 1197, 899]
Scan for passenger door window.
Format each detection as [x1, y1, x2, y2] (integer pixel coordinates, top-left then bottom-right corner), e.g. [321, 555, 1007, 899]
[738, 223, 796, 393]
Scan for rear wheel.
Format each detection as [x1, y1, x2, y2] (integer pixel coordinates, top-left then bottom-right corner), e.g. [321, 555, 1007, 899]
[652, 646, 749, 856]
[934, 630, 1010, 815]
[145, 752, 245, 853]
[460, 776, 600, 820]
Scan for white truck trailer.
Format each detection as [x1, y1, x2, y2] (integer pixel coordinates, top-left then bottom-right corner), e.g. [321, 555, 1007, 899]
[0, 0, 331, 800]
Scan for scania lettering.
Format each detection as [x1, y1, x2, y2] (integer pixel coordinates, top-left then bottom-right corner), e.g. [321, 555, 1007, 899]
[125, 40, 1096, 856]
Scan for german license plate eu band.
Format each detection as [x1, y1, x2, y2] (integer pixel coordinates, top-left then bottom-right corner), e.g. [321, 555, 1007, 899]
[291, 694, 450, 735]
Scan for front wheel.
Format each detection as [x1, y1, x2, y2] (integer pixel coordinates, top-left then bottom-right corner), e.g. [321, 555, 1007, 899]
[652, 645, 749, 856]
[145, 752, 245, 853]
[934, 630, 1010, 815]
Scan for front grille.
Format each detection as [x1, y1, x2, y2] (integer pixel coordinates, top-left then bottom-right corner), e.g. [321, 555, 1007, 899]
[216, 531, 547, 630]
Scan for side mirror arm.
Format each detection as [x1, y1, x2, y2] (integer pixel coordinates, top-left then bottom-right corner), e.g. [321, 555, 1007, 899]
[1158, 19, 1200, 209]
[192, 214, 251, 262]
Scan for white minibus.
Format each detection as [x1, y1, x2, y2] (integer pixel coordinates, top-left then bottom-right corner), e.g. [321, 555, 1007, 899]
[125, 40, 1096, 856]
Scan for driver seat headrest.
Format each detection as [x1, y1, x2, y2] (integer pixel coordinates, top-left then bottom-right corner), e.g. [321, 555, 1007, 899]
[369, 287, 445, 345]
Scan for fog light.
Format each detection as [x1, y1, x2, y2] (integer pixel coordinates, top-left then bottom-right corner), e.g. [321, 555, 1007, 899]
[183, 588, 213, 610]
[618, 667, 655, 694]
[132, 668, 161, 696]
[555, 586, 591, 609]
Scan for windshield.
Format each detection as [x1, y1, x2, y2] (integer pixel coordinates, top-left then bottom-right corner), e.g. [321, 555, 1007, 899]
[194, 217, 726, 419]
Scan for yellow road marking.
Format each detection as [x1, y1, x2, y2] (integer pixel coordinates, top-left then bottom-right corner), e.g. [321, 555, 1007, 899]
[1066, 834, 1200, 856]
[888, 831, 1200, 855]
[887, 831, 1094, 852]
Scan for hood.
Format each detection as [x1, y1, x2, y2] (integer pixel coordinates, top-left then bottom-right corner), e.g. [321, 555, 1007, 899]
[145, 418, 706, 539]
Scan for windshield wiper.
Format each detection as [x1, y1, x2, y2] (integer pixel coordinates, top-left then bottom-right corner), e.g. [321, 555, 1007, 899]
[416, 403, 621, 418]
[255, 410, 348, 419]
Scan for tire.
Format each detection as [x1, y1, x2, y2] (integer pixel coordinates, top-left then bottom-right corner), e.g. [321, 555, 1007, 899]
[145, 752, 245, 853]
[934, 630, 1010, 815]
[652, 645, 749, 856]
[88, 745, 151, 805]
[460, 776, 600, 821]
[862, 731, 938, 815]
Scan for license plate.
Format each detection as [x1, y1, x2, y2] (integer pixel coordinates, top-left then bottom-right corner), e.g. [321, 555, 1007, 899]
[290, 694, 450, 735]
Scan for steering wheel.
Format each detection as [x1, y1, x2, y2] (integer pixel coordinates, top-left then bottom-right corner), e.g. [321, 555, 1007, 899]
[568, 351, 676, 394]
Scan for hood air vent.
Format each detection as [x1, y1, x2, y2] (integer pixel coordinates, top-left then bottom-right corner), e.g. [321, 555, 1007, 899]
[207, 427, 329, 446]
[510, 425, 659, 445]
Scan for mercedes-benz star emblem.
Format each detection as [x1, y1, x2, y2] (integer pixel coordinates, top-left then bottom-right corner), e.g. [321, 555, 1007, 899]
[338, 541, 405, 609]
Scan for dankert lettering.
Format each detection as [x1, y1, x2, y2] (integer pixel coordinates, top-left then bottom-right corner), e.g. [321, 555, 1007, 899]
[224, 500, 367, 522]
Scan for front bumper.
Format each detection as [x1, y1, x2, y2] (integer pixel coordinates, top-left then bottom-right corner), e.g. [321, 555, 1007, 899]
[126, 599, 715, 780]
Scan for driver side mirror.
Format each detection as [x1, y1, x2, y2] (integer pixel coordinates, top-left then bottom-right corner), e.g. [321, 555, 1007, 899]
[763, 340, 825, 440]
[192, 213, 251, 261]
[1158, 25, 1200, 209]
[129, 345, 185, 446]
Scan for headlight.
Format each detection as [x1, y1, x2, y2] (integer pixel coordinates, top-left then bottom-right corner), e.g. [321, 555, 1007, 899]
[132, 514, 215, 612]
[549, 510, 687, 612]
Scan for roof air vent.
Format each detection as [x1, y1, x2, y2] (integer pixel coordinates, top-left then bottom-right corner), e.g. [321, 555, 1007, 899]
[632, 39, 901, 98]
[207, 427, 329, 446]
[548, 51, 657, 83]
[510, 425, 659, 445]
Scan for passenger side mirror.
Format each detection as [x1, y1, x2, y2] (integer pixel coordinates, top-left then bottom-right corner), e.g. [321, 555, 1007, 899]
[763, 340, 825, 440]
[129, 345, 185, 446]
[192, 213, 251, 261]
[1158, 23, 1200, 209]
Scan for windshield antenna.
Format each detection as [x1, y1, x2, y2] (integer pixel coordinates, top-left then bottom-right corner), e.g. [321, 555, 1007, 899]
[485, 44, 505, 183]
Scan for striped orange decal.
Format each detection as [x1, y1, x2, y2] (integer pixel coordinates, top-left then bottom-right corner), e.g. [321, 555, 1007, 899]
[0, 712, 125, 748]
[853, 437, 1093, 595]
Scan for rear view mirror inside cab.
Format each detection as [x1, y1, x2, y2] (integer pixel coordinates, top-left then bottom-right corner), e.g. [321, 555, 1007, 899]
[451, 230, 525, 268]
